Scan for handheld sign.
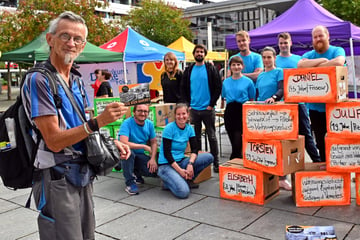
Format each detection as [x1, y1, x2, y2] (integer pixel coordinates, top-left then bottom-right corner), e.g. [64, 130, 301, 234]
[119, 83, 150, 106]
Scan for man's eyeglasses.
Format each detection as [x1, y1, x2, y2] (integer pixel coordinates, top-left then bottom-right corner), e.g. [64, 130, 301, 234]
[57, 33, 85, 45]
[136, 110, 149, 114]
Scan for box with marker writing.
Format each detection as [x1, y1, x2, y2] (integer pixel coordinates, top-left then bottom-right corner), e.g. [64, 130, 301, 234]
[291, 163, 351, 207]
[243, 135, 305, 176]
[219, 158, 279, 205]
[283, 66, 348, 103]
[242, 102, 298, 140]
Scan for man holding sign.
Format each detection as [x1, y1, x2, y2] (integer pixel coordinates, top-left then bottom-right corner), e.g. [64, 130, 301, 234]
[298, 25, 346, 162]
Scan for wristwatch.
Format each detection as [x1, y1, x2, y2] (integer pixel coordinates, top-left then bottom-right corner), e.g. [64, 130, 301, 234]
[188, 162, 194, 166]
[271, 95, 278, 101]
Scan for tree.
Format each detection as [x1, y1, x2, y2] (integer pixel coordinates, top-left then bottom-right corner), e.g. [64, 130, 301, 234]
[0, 0, 121, 53]
[120, 0, 193, 46]
[318, 0, 360, 26]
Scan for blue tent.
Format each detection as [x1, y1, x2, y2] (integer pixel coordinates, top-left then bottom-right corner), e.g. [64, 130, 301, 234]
[100, 27, 185, 62]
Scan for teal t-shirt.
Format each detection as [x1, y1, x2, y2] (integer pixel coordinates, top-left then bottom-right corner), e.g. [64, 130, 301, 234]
[230, 52, 263, 74]
[276, 54, 301, 69]
[118, 117, 156, 154]
[222, 75, 255, 104]
[190, 64, 210, 110]
[256, 68, 283, 101]
[158, 122, 195, 164]
[302, 45, 346, 112]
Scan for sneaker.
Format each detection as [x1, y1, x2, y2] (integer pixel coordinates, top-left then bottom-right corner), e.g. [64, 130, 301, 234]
[160, 181, 170, 191]
[114, 165, 122, 171]
[125, 183, 139, 195]
[135, 176, 145, 185]
[279, 179, 292, 191]
[187, 180, 199, 189]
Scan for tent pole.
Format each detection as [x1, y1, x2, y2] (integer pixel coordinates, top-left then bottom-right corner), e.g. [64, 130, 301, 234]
[123, 61, 127, 84]
[350, 38, 357, 99]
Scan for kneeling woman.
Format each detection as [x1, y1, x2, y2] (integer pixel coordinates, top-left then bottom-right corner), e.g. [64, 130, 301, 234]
[157, 103, 213, 199]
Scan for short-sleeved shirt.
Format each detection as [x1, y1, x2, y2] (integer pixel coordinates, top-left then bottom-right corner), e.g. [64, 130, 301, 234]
[302, 45, 346, 112]
[276, 54, 301, 69]
[118, 117, 156, 154]
[22, 69, 89, 169]
[222, 76, 255, 104]
[158, 122, 195, 165]
[190, 64, 210, 110]
[96, 81, 113, 97]
[256, 68, 283, 101]
[231, 52, 263, 74]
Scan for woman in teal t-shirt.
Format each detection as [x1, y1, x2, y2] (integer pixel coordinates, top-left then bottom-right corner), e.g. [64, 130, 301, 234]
[157, 104, 213, 199]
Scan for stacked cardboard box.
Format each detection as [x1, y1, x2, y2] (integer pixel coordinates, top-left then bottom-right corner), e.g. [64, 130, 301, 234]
[284, 66, 352, 207]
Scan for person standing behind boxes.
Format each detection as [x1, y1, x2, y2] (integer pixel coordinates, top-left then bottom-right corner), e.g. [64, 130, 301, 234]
[298, 25, 346, 162]
[256, 46, 292, 191]
[276, 32, 321, 163]
[157, 103, 213, 198]
[228, 30, 264, 82]
[118, 104, 158, 195]
[96, 69, 113, 98]
[182, 44, 222, 173]
[222, 56, 255, 159]
[161, 52, 183, 103]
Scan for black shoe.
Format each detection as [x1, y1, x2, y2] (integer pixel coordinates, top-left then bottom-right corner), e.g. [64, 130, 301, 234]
[187, 180, 199, 189]
[213, 165, 219, 173]
[114, 165, 122, 171]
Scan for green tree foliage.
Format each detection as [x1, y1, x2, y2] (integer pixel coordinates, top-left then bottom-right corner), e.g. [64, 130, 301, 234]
[121, 0, 193, 46]
[319, 0, 360, 26]
[0, 0, 120, 53]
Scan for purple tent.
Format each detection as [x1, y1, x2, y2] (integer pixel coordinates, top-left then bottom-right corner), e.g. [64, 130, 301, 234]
[225, 0, 360, 55]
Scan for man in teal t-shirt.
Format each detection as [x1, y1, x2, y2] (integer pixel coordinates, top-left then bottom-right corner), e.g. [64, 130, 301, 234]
[298, 26, 346, 162]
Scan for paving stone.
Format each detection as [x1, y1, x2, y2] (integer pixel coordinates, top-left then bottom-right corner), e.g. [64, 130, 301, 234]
[0, 207, 38, 239]
[242, 208, 353, 239]
[191, 177, 221, 198]
[17, 232, 39, 240]
[96, 209, 197, 240]
[93, 177, 142, 201]
[176, 224, 264, 240]
[264, 190, 320, 215]
[0, 198, 20, 213]
[173, 196, 271, 232]
[315, 200, 360, 224]
[94, 196, 137, 226]
[120, 187, 205, 214]
[9, 192, 37, 210]
[344, 224, 360, 240]
[0, 185, 32, 200]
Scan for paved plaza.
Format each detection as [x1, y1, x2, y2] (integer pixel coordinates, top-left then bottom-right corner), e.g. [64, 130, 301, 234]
[1, 88, 360, 240]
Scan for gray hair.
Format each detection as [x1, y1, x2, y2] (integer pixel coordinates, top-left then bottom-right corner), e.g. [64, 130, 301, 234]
[49, 11, 88, 39]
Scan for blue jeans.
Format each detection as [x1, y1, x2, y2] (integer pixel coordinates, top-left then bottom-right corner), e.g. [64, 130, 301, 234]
[190, 109, 219, 166]
[121, 151, 157, 186]
[298, 104, 321, 162]
[157, 153, 213, 199]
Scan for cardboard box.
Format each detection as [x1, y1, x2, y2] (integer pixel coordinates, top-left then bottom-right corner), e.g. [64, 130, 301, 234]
[356, 173, 360, 206]
[326, 100, 360, 137]
[219, 159, 279, 205]
[194, 165, 211, 184]
[286, 225, 337, 240]
[325, 136, 360, 172]
[292, 163, 351, 207]
[243, 135, 305, 176]
[284, 66, 348, 103]
[155, 126, 165, 151]
[243, 102, 299, 140]
[131, 103, 175, 126]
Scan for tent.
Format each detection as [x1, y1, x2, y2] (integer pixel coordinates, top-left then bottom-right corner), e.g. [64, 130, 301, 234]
[0, 30, 123, 63]
[225, 0, 360, 56]
[167, 36, 227, 61]
[100, 27, 185, 62]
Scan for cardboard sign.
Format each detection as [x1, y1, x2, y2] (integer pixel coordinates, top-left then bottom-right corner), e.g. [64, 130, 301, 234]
[284, 66, 348, 103]
[325, 136, 360, 172]
[219, 159, 279, 205]
[243, 102, 298, 139]
[286, 225, 337, 240]
[131, 103, 175, 126]
[243, 135, 305, 176]
[119, 83, 150, 106]
[326, 100, 360, 137]
[292, 163, 350, 207]
[356, 173, 360, 206]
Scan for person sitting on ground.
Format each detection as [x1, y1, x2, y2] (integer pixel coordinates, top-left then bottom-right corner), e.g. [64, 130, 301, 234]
[118, 104, 158, 195]
[96, 69, 113, 98]
[157, 103, 214, 199]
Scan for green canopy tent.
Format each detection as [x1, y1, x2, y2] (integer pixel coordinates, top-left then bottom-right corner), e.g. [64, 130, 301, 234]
[0, 30, 123, 63]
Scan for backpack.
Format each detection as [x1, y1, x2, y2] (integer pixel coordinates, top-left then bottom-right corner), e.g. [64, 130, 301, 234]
[0, 64, 60, 190]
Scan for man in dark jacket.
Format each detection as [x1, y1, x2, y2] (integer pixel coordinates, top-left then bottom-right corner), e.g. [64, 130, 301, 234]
[182, 44, 222, 172]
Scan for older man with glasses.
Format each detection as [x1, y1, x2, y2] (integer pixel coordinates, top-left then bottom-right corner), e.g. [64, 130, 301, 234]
[118, 104, 158, 195]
